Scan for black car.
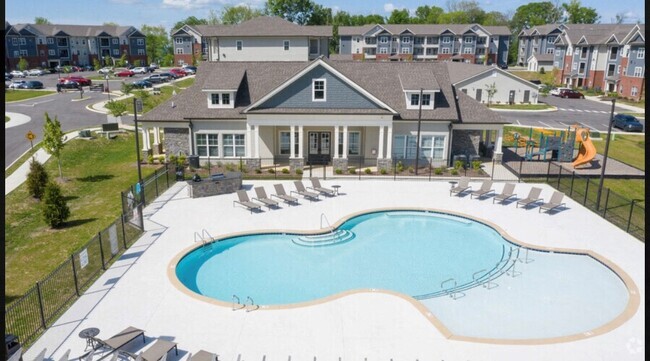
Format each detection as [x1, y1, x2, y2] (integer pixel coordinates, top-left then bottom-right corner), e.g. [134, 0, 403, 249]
[5, 72, 12, 80]
[59, 80, 80, 89]
[159, 72, 177, 80]
[132, 80, 153, 89]
[18, 80, 44, 89]
[613, 114, 644, 132]
[498, 63, 508, 69]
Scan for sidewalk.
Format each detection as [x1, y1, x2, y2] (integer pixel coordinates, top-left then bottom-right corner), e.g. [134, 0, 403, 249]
[584, 95, 645, 114]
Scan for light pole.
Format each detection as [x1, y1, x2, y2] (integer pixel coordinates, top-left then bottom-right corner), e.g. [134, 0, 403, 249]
[414, 88, 423, 175]
[595, 98, 616, 211]
[133, 97, 144, 204]
[104, 74, 110, 101]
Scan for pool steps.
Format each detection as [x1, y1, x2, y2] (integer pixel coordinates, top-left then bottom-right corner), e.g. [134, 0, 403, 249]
[292, 229, 355, 246]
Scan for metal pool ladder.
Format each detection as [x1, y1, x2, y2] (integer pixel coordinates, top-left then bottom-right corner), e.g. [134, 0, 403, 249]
[441, 278, 465, 300]
[194, 229, 214, 250]
[245, 296, 259, 312]
[320, 213, 334, 233]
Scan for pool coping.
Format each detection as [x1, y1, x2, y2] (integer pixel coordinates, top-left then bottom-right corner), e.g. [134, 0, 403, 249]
[167, 206, 640, 346]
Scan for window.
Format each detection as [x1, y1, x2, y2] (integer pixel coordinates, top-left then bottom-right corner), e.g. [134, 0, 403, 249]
[401, 47, 410, 54]
[283, 40, 290, 51]
[19, 50, 28, 57]
[57, 38, 68, 47]
[638, 47, 645, 59]
[338, 132, 360, 156]
[365, 48, 376, 55]
[59, 49, 69, 58]
[49, 49, 55, 56]
[414, 37, 424, 44]
[426, 48, 438, 55]
[547, 36, 555, 43]
[137, 39, 144, 46]
[176, 48, 183, 54]
[441, 48, 450, 54]
[100, 38, 109, 47]
[309, 38, 319, 54]
[578, 62, 585, 74]
[476, 48, 485, 55]
[82, 39, 86, 45]
[210, 94, 219, 105]
[236, 40, 243, 51]
[609, 46, 618, 60]
[355, 37, 360, 43]
[392, 135, 417, 159]
[401, 36, 411, 43]
[463, 47, 473, 54]
[13, 51, 18, 57]
[38, 39, 43, 45]
[196, 134, 219, 157]
[477, 37, 486, 44]
[47, 38, 54, 44]
[365, 37, 376, 44]
[617, 65, 621, 74]
[463, 36, 473, 43]
[12, 38, 18, 45]
[113, 49, 119, 55]
[421, 94, 431, 106]
[379, 47, 388, 54]
[546, 48, 554, 54]
[112, 38, 118, 44]
[223, 134, 245, 157]
[413, 48, 423, 55]
[633, 67, 643, 77]
[580, 47, 588, 59]
[631, 86, 638, 96]
[426, 36, 438, 44]
[137, 49, 145, 55]
[410, 94, 420, 106]
[279, 132, 299, 155]
[20, 38, 26, 45]
[442, 36, 450, 43]
[312, 79, 326, 101]
[572, 62, 577, 70]
[379, 36, 388, 44]
[222, 93, 230, 105]
[175, 38, 183, 44]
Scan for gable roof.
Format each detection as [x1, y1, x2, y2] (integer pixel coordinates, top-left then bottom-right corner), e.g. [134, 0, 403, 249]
[185, 17, 332, 37]
[445, 62, 541, 89]
[338, 24, 510, 37]
[559, 23, 641, 46]
[13, 23, 140, 37]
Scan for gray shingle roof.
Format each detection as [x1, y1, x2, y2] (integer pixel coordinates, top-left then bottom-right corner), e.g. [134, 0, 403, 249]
[445, 62, 494, 84]
[187, 17, 332, 37]
[339, 24, 511, 36]
[141, 59, 507, 124]
[532, 53, 555, 62]
[13, 23, 139, 37]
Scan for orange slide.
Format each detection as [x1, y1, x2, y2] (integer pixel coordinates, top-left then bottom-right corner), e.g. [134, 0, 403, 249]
[572, 128, 597, 168]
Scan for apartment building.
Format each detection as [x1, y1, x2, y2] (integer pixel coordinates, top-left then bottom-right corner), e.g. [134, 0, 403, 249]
[5, 21, 147, 70]
[171, 17, 332, 65]
[338, 24, 511, 66]
[516, 24, 567, 67]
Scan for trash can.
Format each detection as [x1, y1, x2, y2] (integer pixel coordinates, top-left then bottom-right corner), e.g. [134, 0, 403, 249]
[5, 334, 22, 361]
[188, 155, 199, 169]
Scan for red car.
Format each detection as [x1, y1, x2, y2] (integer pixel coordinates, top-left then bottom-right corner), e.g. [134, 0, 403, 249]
[558, 89, 585, 99]
[59, 76, 92, 86]
[115, 69, 135, 77]
[169, 68, 187, 77]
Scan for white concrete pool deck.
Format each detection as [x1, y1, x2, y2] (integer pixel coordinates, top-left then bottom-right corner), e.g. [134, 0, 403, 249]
[23, 179, 645, 361]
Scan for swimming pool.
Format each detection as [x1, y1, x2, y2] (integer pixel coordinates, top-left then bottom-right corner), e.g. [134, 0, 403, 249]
[173, 210, 635, 342]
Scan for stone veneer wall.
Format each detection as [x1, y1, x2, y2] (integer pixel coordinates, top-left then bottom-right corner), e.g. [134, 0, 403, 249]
[289, 158, 304, 172]
[164, 128, 190, 159]
[186, 172, 242, 198]
[376, 158, 392, 171]
[332, 158, 348, 171]
[451, 129, 481, 157]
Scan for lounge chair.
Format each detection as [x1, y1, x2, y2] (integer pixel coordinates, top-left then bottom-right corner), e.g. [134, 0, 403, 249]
[233, 190, 262, 213]
[253, 187, 279, 210]
[493, 183, 517, 204]
[57, 349, 71, 361]
[8, 348, 22, 361]
[189, 350, 219, 361]
[140, 340, 178, 361]
[516, 187, 543, 208]
[271, 184, 299, 205]
[292, 181, 319, 201]
[92, 326, 145, 360]
[539, 191, 566, 213]
[308, 177, 336, 196]
[449, 176, 471, 196]
[470, 180, 494, 199]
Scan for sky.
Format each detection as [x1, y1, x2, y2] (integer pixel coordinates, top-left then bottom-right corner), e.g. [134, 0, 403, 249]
[5, 0, 645, 31]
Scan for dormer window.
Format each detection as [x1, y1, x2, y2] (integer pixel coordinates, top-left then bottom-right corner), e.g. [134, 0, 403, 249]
[402, 36, 411, 43]
[406, 91, 435, 109]
[207, 92, 235, 108]
[312, 79, 326, 101]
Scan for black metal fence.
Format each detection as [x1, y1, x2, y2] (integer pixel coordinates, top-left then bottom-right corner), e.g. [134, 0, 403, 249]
[5, 164, 177, 350]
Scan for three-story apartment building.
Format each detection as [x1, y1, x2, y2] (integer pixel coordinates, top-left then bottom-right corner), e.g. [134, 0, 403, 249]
[171, 17, 332, 65]
[5, 22, 147, 70]
[338, 24, 511, 66]
[517, 24, 567, 67]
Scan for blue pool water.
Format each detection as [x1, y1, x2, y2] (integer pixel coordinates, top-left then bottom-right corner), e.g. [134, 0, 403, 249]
[175, 210, 630, 340]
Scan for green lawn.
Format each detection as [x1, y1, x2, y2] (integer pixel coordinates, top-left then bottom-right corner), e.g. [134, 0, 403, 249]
[5, 144, 43, 178]
[5, 90, 56, 102]
[173, 77, 195, 88]
[592, 134, 645, 171]
[489, 103, 554, 110]
[5, 115, 10, 123]
[116, 84, 186, 114]
[4, 132, 157, 302]
[509, 70, 558, 85]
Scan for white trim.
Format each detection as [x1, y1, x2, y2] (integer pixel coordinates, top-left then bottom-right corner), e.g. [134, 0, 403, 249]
[312, 78, 326, 102]
[244, 59, 398, 114]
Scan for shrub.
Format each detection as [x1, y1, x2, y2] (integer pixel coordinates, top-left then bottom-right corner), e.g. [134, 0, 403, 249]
[434, 167, 444, 175]
[539, 68, 546, 74]
[42, 181, 70, 228]
[268, 168, 275, 174]
[472, 160, 482, 170]
[396, 161, 404, 173]
[407, 166, 414, 173]
[168, 155, 177, 165]
[105, 100, 128, 117]
[27, 159, 49, 199]
[295, 169, 303, 175]
[348, 168, 356, 174]
[225, 163, 236, 171]
[178, 155, 187, 165]
[255, 168, 262, 174]
[121, 82, 135, 95]
[281, 168, 290, 174]
[450, 169, 459, 175]
[147, 154, 154, 164]
[335, 168, 343, 174]
[454, 160, 464, 170]
[364, 168, 372, 174]
[379, 168, 387, 175]
[158, 155, 165, 164]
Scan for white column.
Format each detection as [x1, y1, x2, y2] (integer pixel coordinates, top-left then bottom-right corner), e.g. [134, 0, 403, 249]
[334, 125, 340, 158]
[254, 125, 260, 158]
[153, 126, 160, 144]
[342, 125, 348, 158]
[290, 125, 296, 158]
[298, 125, 304, 158]
[378, 126, 385, 158]
[140, 126, 149, 151]
[245, 124, 252, 158]
[494, 128, 504, 154]
[386, 125, 393, 159]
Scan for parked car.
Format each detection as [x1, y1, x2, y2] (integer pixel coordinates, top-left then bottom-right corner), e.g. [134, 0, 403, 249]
[149, 63, 159, 70]
[181, 65, 197, 74]
[18, 80, 44, 89]
[144, 74, 169, 83]
[82, 65, 94, 71]
[132, 79, 153, 89]
[115, 69, 135, 77]
[59, 76, 92, 86]
[612, 114, 644, 132]
[98, 67, 114, 75]
[59, 80, 80, 89]
[498, 63, 508, 69]
[8, 80, 26, 89]
[125, 64, 135, 70]
[558, 89, 585, 99]
[159, 72, 177, 80]
[27, 69, 47, 76]
[169, 68, 187, 77]
[550, 87, 571, 96]
[132, 67, 148, 74]
[70, 66, 82, 72]
[5, 72, 13, 80]
[10, 70, 26, 78]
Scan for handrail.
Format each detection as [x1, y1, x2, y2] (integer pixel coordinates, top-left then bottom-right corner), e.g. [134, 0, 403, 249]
[232, 295, 241, 311]
[245, 296, 259, 312]
[440, 278, 456, 292]
[320, 213, 334, 233]
[472, 269, 487, 283]
[519, 247, 534, 264]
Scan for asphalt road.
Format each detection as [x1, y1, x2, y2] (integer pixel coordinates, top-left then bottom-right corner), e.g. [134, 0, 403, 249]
[497, 95, 645, 133]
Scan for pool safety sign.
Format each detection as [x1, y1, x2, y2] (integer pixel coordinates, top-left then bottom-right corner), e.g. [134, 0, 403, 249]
[79, 249, 89, 269]
[109, 224, 118, 255]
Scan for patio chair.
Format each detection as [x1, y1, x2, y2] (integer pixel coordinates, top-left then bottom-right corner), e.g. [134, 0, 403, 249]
[189, 350, 219, 361]
[292, 181, 319, 202]
[493, 183, 517, 204]
[252, 187, 279, 210]
[8, 348, 22, 361]
[516, 187, 543, 209]
[57, 349, 71, 361]
[469, 180, 494, 199]
[140, 340, 178, 361]
[271, 184, 299, 206]
[449, 176, 471, 196]
[92, 326, 145, 360]
[233, 190, 262, 213]
[539, 191, 566, 213]
[308, 177, 336, 196]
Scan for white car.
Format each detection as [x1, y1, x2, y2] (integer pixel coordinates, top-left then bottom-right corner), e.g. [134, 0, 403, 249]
[132, 67, 148, 74]
[97, 67, 114, 75]
[550, 87, 570, 96]
[8, 80, 26, 89]
[27, 69, 47, 76]
[10, 70, 26, 78]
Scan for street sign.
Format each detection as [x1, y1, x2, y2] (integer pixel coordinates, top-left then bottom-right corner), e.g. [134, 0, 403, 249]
[26, 131, 36, 141]
[135, 99, 143, 113]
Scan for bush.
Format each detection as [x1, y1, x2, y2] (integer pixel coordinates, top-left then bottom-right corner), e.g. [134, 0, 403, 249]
[268, 168, 275, 174]
[450, 169, 459, 175]
[178, 155, 187, 165]
[121, 82, 135, 95]
[364, 168, 372, 174]
[380, 168, 387, 175]
[255, 168, 262, 174]
[396, 161, 404, 173]
[41, 182, 70, 228]
[158, 155, 165, 164]
[407, 166, 414, 173]
[472, 160, 482, 170]
[539, 68, 546, 74]
[224, 163, 235, 171]
[454, 160, 464, 170]
[27, 159, 49, 199]
[348, 168, 356, 174]
[147, 154, 154, 164]
[105, 100, 128, 117]
[281, 168, 289, 174]
[335, 168, 343, 174]
[295, 169, 303, 175]
[434, 167, 444, 175]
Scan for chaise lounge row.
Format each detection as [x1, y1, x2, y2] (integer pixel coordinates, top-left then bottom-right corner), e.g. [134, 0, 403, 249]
[234, 178, 338, 213]
[450, 177, 566, 213]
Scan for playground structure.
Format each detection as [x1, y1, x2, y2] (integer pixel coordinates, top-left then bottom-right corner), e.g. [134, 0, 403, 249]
[516, 126, 596, 168]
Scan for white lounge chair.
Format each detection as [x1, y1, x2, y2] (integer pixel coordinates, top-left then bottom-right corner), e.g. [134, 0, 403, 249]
[233, 190, 262, 213]
[493, 183, 517, 204]
[308, 177, 336, 196]
[516, 187, 543, 208]
[271, 184, 299, 206]
[539, 191, 566, 213]
[292, 181, 319, 201]
[450, 176, 471, 196]
[470, 180, 494, 199]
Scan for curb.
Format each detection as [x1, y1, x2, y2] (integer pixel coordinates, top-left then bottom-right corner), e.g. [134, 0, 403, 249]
[489, 106, 557, 113]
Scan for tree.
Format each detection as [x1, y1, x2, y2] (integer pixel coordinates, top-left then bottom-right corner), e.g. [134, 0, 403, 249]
[105, 100, 128, 117]
[414, 5, 445, 24]
[221, 5, 263, 24]
[265, 0, 319, 25]
[386, 9, 411, 24]
[561, 0, 600, 24]
[307, 4, 332, 25]
[614, 13, 628, 24]
[172, 16, 208, 32]
[485, 82, 498, 107]
[27, 159, 49, 199]
[42, 181, 70, 228]
[207, 9, 221, 25]
[42, 112, 66, 179]
[510, 2, 562, 35]
[18, 57, 29, 71]
[141, 25, 171, 66]
[93, 58, 102, 72]
[483, 11, 510, 26]
[445, 0, 485, 23]
[103, 22, 119, 26]
[34, 17, 51, 24]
